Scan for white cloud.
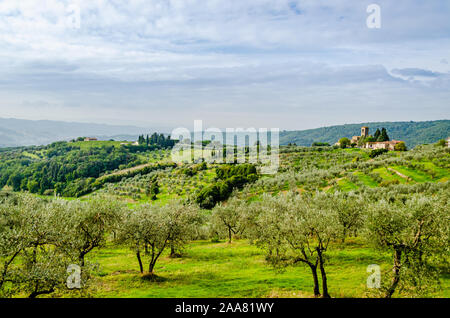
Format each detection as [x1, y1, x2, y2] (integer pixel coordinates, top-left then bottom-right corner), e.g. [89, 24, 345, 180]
[0, 0, 449, 129]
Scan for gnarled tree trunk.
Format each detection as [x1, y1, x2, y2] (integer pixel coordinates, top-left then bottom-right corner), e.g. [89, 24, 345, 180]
[318, 251, 330, 298]
[308, 263, 321, 297]
[136, 250, 144, 274]
[385, 248, 402, 298]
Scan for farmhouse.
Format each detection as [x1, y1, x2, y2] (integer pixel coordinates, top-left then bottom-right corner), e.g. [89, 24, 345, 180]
[447, 137, 450, 148]
[364, 140, 403, 151]
[84, 137, 98, 141]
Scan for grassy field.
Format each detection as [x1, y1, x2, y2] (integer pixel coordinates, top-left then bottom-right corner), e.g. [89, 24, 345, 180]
[337, 178, 359, 191]
[354, 172, 379, 187]
[70, 140, 128, 149]
[62, 239, 449, 298]
[372, 167, 408, 184]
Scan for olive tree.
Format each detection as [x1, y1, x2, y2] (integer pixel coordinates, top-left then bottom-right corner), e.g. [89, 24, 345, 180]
[250, 192, 340, 298]
[365, 194, 449, 298]
[119, 204, 197, 276]
[63, 196, 123, 266]
[0, 196, 31, 296]
[211, 197, 247, 243]
[332, 193, 365, 242]
[0, 195, 78, 298]
[161, 201, 202, 258]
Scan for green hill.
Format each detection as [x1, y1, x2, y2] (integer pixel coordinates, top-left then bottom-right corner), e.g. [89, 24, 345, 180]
[280, 120, 450, 148]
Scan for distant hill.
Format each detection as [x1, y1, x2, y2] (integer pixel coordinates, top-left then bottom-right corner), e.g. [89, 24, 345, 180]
[1, 118, 448, 149]
[280, 120, 450, 148]
[0, 118, 150, 147]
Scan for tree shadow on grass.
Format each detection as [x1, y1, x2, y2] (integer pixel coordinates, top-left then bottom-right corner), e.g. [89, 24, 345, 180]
[140, 273, 168, 282]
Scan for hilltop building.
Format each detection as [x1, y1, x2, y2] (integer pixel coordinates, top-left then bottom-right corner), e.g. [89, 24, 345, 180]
[84, 137, 98, 141]
[351, 126, 369, 144]
[337, 126, 405, 151]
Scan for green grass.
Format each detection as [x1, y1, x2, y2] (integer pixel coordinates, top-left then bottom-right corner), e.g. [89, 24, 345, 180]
[372, 167, 407, 184]
[354, 172, 378, 187]
[65, 239, 449, 298]
[21, 151, 40, 159]
[392, 166, 432, 183]
[70, 140, 126, 149]
[337, 178, 359, 191]
[414, 161, 450, 182]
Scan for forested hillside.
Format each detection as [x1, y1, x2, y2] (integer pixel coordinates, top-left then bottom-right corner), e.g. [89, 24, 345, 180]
[280, 120, 450, 148]
[0, 136, 174, 197]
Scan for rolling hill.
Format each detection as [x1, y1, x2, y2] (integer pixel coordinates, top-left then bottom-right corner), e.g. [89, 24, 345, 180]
[0, 118, 150, 147]
[279, 120, 450, 148]
[0, 118, 449, 149]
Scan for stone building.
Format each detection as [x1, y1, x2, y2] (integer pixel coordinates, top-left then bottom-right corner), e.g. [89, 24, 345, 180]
[361, 126, 369, 137]
[364, 140, 403, 151]
[351, 126, 369, 144]
[337, 126, 405, 150]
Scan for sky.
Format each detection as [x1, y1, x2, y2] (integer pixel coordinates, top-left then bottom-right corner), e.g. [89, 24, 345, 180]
[0, 0, 449, 131]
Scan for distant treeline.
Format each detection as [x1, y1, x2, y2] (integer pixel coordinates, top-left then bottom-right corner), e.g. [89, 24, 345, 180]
[137, 132, 176, 148]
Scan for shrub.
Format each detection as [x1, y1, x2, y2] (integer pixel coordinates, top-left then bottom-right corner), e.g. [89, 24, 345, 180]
[380, 179, 400, 187]
[394, 142, 407, 152]
[369, 149, 388, 158]
[338, 138, 350, 149]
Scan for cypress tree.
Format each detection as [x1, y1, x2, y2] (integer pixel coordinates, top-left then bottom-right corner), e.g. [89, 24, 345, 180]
[374, 128, 381, 140]
[378, 128, 390, 141]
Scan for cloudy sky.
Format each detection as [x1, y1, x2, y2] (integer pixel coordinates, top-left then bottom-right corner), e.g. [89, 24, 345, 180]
[0, 0, 449, 131]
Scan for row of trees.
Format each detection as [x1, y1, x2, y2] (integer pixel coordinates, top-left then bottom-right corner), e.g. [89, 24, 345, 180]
[210, 189, 449, 298]
[373, 128, 390, 142]
[137, 133, 176, 149]
[0, 193, 203, 297]
[1, 182, 448, 298]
